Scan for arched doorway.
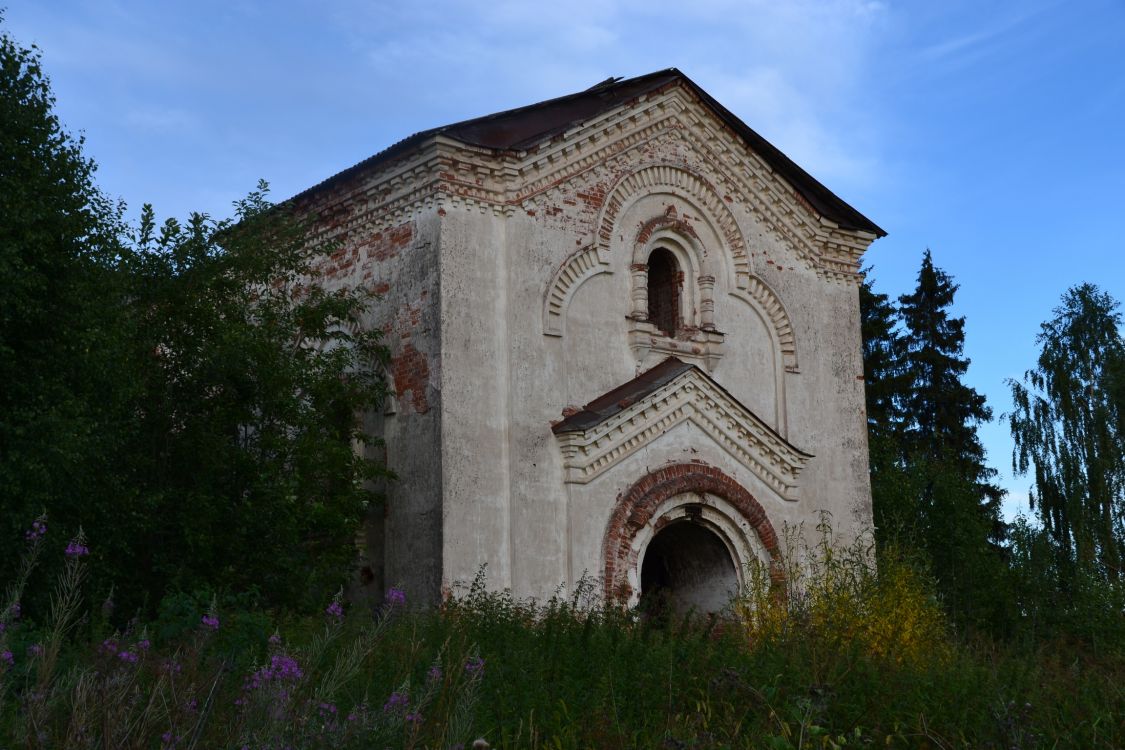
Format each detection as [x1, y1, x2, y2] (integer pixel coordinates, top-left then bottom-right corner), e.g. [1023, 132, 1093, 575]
[640, 520, 739, 615]
[602, 464, 783, 606]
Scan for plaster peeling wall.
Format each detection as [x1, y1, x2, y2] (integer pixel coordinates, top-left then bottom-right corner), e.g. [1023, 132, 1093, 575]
[294, 175, 446, 606]
[292, 78, 876, 604]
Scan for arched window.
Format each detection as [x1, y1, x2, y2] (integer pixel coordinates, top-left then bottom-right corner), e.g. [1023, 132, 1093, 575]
[647, 248, 680, 337]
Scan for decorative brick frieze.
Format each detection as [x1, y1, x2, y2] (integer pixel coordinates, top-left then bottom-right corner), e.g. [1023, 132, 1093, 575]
[299, 84, 876, 286]
[554, 366, 811, 498]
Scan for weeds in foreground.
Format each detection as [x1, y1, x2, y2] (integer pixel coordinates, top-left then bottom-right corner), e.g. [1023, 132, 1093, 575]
[1, 515, 1122, 748]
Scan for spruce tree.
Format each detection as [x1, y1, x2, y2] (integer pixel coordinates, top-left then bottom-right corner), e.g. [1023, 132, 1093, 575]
[859, 270, 917, 546]
[897, 250, 1006, 626]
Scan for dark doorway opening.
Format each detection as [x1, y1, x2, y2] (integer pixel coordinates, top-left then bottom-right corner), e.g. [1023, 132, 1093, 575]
[640, 521, 738, 617]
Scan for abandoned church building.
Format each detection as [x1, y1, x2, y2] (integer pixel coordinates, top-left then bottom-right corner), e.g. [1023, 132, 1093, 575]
[290, 69, 885, 613]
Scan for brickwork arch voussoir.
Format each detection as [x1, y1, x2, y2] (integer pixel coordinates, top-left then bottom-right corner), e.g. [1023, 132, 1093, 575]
[596, 164, 751, 288]
[603, 463, 782, 602]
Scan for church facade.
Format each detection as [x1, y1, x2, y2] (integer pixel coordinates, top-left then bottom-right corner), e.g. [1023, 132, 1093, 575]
[290, 70, 884, 611]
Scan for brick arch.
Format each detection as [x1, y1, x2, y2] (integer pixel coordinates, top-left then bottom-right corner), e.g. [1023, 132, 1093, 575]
[595, 163, 751, 288]
[603, 463, 782, 602]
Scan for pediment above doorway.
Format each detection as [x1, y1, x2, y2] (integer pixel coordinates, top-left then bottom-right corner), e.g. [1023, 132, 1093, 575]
[551, 358, 812, 500]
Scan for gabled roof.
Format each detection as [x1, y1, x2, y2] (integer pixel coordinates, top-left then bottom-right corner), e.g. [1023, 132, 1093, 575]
[552, 358, 813, 499]
[290, 69, 884, 237]
[552, 357, 695, 434]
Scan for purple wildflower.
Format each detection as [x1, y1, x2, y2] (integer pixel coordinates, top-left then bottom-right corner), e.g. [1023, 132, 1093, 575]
[318, 701, 338, 715]
[200, 614, 220, 631]
[427, 665, 443, 682]
[99, 638, 119, 656]
[137, 639, 151, 651]
[268, 632, 282, 646]
[382, 690, 409, 714]
[271, 653, 303, 680]
[65, 541, 90, 557]
[326, 600, 344, 621]
[242, 652, 304, 694]
[25, 519, 47, 541]
[118, 650, 138, 663]
[27, 644, 43, 657]
[385, 587, 406, 607]
[406, 711, 423, 724]
[465, 656, 485, 677]
[1, 650, 13, 667]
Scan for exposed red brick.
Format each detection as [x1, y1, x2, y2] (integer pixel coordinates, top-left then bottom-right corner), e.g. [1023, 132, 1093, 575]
[602, 463, 783, 602]
[390, 343, 430, 415]
[635, 214, 699, 245]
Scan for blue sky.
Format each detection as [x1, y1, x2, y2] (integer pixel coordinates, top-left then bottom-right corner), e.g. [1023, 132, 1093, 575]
[7, 0, 1124, 519]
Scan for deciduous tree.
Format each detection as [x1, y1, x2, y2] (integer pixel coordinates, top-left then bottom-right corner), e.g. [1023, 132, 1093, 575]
[1008, 283, 1125, 581]
[0, 21, 389, 614]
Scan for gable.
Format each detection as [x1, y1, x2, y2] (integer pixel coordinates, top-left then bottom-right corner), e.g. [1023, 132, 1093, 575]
[552, 358, 812, 500]
[288, 69, 883, 238]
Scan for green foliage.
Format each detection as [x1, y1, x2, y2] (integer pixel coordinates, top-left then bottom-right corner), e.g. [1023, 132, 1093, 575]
[1007, 283, 1125, 581]
[859, 270, 917, 545]
[861, 253, 1009, 631]
[4, 532, 1123, 748]
[0, 20, 390, 616]
[0, 18, 130, 585]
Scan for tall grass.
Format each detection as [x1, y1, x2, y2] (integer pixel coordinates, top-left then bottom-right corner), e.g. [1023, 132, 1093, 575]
[1, 517, 1122, 748]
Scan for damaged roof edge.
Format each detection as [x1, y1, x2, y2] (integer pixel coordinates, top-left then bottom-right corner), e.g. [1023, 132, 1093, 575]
[284, 68, 885, 237]
[552, 356, 814, 460]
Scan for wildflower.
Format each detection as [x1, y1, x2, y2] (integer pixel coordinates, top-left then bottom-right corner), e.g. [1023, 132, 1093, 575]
[242, 652, 303, 695]
[1, 650, 13, 667]
[201, 614, 220, 631]
[25, 519, 47, 541]
[99, 638, 119, 655]
[270, 653, 303, 681]
[27, 644, 43, 657]
[326, 600, 344, 621]
[268, 631, 282, 646]
[427, 665, 443, 682]
[161, 660, 182, 675]
[65, 540, 90, 557]
[405, 711, 422, 724]
[465, 656, 485, 677]
[137, 639, 151, 651]
[318, 701, 338, 715]
[382, 690, 409, 713]
[118, 650, 139, 663]
[385, 587, 406, 607]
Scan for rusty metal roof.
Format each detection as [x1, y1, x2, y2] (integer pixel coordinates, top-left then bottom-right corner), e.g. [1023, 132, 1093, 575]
[552, 357, 695, 434]
[289, 69, 884, 237]
[551, 358, 813, 463]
